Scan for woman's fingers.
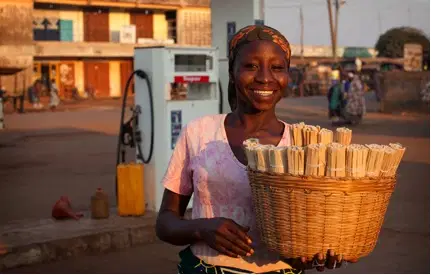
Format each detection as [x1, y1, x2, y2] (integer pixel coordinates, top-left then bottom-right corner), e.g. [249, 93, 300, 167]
[214, 241, 239, 258]
[336, 254, 343, 268]
[215, 234, 250, 258]
[227, 221, 252, 245]
[314, 253, 325, 272]
[325, 249, 337, 269]
[222, 230, 253, 256]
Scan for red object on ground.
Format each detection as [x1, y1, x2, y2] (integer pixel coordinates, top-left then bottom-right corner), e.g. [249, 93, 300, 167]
[52, 196, 84, 220]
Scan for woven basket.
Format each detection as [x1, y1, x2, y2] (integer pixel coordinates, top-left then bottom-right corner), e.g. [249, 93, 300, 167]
[247, 168, 396, 261]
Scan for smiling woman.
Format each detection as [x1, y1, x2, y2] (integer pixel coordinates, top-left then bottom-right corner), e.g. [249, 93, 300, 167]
[155, 25, 351, 274]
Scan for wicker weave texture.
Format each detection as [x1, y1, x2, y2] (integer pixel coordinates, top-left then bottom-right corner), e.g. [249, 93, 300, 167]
[248, 169, 396, 260]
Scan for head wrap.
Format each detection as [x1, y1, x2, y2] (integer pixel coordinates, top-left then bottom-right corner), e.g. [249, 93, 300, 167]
[227, 25, 291, 111]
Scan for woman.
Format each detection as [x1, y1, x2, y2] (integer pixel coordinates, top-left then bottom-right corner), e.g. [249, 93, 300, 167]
[344, 73, 366, 125]
[49, 79, 60, 110]
[156, 25, 356, 274]
[327, 77, 343, 123]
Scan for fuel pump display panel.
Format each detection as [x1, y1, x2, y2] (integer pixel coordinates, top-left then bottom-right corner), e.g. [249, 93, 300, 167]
[174, 54, 213, 72]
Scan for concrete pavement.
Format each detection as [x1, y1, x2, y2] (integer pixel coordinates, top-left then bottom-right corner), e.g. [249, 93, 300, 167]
[0, 96, 429, 273]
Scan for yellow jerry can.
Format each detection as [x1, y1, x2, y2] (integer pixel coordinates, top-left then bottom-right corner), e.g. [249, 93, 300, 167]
[116, 162, 145, 216]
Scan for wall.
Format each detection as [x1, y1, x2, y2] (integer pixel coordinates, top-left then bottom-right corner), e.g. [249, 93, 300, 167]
[74, 61, 84, 94]
[109, 61, 121, 97]
[33, 9, 84, 42]
[177, 8, 211, 46]
[153, 11, 168, 40]
[380, 71, 430, 113]
[0, 0, 33, 74]
[211, 0, 255, 113]
[109, 11, 131, 42]
[60, 10, 84, 42]
[34, 41, 137, 57]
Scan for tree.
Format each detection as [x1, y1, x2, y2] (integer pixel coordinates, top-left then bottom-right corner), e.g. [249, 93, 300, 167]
[375, 27, 430, 58]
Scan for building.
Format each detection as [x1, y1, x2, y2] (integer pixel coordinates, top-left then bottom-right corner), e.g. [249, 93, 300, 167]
[0, 0, 211, 100]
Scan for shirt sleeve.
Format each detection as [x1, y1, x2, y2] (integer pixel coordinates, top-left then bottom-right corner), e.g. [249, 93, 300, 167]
[161, 124, 193, 196]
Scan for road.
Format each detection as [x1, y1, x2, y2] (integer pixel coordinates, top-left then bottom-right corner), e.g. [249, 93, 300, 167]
[1, 96, 429, 273]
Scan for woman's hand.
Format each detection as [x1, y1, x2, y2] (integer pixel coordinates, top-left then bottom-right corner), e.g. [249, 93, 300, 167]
[196, 217, 254, 258]
[286, 250, 358, 272]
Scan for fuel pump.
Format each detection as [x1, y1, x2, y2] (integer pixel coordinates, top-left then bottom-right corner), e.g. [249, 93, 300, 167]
[117, 46, 220, 213]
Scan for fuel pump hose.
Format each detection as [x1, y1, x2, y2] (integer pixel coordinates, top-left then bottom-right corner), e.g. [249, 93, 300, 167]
[115, 70, 154, 201]
[116, 69, 154, 166]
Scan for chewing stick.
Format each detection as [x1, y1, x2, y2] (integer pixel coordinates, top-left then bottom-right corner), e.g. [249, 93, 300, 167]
[255, 145, 272, 172]
[290, 122, 305, 146]
[244, 145, 257, 170]
[298, 148, 305, 176]
[346, 144, 368, 178]
[335, 127, 352, 146]
[287, 146, 304, 175]
[326, 143, 346, 178]
[318, 128, 333, 145]
[303, 125, 319, 146]
[365, 144, 385, 178]
[305, 143, 327, 176]
[269, 146, 288, 173]
[380, 146, 397, 177]
[389, 143, 406, 176]
[243, 138, 260, 148]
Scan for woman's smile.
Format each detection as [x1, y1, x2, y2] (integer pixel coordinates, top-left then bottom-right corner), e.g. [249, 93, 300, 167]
[232, 40, 289, 112]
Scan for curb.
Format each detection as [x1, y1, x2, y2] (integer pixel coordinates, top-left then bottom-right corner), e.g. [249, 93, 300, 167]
[0, 212, 157, 271]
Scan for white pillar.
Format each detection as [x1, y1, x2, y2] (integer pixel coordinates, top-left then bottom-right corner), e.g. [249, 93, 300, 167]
[211, 0, 261, 114]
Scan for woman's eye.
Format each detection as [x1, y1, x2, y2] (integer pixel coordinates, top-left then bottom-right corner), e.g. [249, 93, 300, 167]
[245, 63, 258, 70]
[272, 65, 285, 71]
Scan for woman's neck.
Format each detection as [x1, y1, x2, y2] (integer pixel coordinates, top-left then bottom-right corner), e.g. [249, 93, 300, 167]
[231, 107, 279, 135]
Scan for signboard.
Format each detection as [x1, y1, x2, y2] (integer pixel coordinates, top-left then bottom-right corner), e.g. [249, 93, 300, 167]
[171, 110, 182, 150]
[404, 43, 423, 72]
[120, 25, 136, 44]
[174, 76, 210, 83]
[227, 22, 236, 57]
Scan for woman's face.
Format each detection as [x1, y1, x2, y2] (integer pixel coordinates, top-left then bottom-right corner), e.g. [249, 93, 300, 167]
[232, 40, 289, 112]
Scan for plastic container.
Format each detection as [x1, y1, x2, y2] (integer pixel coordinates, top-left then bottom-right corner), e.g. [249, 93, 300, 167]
[91, 188, 110, 219]
[116, 163, 145, 216]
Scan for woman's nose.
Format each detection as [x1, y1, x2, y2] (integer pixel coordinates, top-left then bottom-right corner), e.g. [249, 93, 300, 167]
[255, 67, 272, 83]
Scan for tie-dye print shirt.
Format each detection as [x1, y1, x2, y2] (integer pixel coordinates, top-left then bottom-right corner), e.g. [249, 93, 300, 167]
[162, 114, 293, 273]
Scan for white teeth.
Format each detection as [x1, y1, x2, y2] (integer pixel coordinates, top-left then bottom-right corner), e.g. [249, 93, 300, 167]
[253, 90, 274, 96]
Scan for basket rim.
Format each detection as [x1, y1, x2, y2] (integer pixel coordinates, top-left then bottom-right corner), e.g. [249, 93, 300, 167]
[247, 168, 396, 193]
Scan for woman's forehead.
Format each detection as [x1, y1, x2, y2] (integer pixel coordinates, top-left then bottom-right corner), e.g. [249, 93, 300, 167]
[236, 40, 287, 60]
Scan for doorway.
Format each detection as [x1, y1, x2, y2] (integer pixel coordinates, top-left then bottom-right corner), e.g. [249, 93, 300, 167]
[40, 64, 50, 96]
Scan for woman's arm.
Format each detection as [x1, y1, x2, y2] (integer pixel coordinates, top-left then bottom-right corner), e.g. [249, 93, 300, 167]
[156, 189, 202, 246]
[156, 189, 254, 257]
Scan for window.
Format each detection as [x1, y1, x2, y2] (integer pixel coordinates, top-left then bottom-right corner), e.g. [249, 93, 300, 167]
[167, 19, 176, 42]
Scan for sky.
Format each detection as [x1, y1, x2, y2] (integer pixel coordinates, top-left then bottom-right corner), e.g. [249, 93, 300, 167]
[264, 0, 430, 48]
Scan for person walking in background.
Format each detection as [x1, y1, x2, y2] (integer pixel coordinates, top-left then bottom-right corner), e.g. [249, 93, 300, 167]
[327, 71, 343, 124]
[31, 80, 44, 109]
[373, 70, 382, 102]
[49, 79, 60, 110]
[344, 72, 366, 125]
[12, 86, 25, 114]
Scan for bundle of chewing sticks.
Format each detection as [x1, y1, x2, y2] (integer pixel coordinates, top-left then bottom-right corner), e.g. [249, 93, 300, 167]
[243, 123, 406, 179]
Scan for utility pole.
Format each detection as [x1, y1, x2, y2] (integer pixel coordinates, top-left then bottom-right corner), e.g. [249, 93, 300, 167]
[327, 0, 336, 59]
[378, 11, 382, 35]
[300, 4, 304, 62]
[334, 0, 340, 60]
